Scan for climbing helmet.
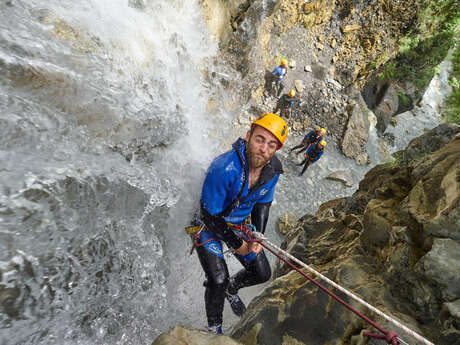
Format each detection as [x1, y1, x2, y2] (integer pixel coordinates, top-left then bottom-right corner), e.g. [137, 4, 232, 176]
[251, 113, 288, 148]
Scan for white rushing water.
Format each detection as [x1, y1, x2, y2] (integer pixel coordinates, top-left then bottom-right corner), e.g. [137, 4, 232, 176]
[384, 56, 453, 153]
[0, 0, 454, 344]
[0, 0, 226, 344]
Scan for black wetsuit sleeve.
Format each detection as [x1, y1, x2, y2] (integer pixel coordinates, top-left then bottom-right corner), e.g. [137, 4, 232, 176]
[251, 202, 271, 234]
[201, 205, 243, 250]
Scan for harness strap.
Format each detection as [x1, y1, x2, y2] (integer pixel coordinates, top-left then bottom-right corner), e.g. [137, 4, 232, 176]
[189, 220, 252, 255]
[189, 231, 218, 255]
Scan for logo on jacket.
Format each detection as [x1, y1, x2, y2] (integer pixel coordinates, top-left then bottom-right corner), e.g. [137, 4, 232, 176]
[260, 189, 268, 195]
[225, 161, 236, 171]
[206, 243, 223, 257]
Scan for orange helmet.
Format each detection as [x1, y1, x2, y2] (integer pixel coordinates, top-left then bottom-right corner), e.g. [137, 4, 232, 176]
[252, 113, 288, 148]
[280, 58, 288, 67]
[289, 89, 295, 97]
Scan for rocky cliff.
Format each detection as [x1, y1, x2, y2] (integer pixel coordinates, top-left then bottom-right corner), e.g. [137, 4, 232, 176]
[201, 0, 457, 160]
[219, 0, 423, 144]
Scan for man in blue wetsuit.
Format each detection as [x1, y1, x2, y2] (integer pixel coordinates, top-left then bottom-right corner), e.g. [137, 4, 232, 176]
[296, 140, 326, 176]
[289, 126, 326, 155]
[274, 89, 296, 117]
[196, 113, 288, 334]
[271, 58, 288, 97]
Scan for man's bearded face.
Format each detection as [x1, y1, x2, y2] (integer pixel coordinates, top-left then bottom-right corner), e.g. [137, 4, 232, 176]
[245, 126, 279, 169]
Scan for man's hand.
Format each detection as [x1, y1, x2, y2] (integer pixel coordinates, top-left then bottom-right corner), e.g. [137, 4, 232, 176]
[235, 240, 263, 255]
[234, 241, 250, 255]
[249, 241, 263, 254]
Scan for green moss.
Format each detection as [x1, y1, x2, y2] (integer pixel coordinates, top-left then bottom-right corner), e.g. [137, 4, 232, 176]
[360, 104, 370, 117]
[398, 92, 412, 106]
[445, 34, 460, 123]
[381, 0, 460, 99]
[371, 54, 390, 70]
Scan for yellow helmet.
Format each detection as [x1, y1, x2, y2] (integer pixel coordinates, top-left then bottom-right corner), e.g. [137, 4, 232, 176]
[320, 128, 326, 135]
[280, 58, 288, 67]
[319, 140, 327, 147]
[289, 89, 295, 97]
[252, 113, 288, 148]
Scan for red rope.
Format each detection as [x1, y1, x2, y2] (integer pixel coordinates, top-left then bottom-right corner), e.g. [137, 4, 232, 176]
[238, 227, 400, 345]
[189, 232, 218, 255]
[364, 331, 400, 345]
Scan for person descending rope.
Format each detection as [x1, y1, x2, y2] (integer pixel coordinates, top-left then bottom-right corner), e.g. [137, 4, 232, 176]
[274, 89, 296, 117]
[297, 140, 326, 176]
[271, 58, 288, 97]
[289, 125, 326, 155]
[192, 113, 288, 334]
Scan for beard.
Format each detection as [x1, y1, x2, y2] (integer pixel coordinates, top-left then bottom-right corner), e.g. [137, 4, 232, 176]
[246, 142, 274, 169]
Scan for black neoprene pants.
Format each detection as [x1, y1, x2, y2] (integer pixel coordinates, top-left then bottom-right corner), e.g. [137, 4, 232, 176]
[297, 157, 311, 176]
[290, 143, 308, 154]
[196, 245, 271, 327]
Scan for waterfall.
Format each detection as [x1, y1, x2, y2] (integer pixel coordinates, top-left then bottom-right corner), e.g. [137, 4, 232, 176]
[0, 0, 223, 344]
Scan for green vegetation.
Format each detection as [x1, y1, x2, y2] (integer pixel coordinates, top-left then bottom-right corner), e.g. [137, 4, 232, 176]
[445, 37, 460, 123]
[398, 92, 412, 106]
[385, 149, 430, 167]
[360, 104, 370, 117]
[380, 0, 460, 99]
[384, 151, 402, 167]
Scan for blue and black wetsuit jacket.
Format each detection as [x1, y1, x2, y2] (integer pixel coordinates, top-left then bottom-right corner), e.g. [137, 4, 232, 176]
[272, 66, 287, 81]
[305, 143, 324, 163]
[302, 130, 323, 145]
[280, 94, 296, 108]
[200, 138, 283, 254]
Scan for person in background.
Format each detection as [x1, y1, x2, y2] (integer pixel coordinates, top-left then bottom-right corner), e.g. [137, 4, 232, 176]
[289, 126, 326, 155]
[274, 89, 297, 117]
[195, 113, 288, 334]
[271, 58, 288, 97]
[296, 140, 326, 176]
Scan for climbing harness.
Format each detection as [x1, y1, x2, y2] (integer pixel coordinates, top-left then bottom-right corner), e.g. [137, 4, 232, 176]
[186, 221, 254, 256]
[187, 224, 216, 255]
[234, 228, 435, 345]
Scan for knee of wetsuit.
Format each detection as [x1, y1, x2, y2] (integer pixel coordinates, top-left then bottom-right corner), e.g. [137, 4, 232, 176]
[258, 264, 272, 284]
[204, 275, 229, 290]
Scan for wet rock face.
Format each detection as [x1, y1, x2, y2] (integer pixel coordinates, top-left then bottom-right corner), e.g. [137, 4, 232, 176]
[231, 276, 351, 345]
[340, 93, 371, 164]
[200, 0, 255, 47]
[276, 212, 298, 236]
[229, 124, 460, 345]
[152, 326, 243, 345]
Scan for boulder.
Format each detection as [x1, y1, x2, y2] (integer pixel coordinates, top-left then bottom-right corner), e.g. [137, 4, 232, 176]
[374, 84, 399, 132]
[294, 80, 305, 93]
[326, 170, 353, 187]
[340, 96, 371, 164]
